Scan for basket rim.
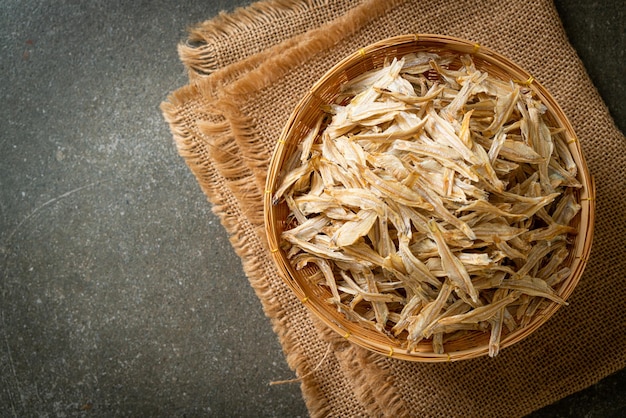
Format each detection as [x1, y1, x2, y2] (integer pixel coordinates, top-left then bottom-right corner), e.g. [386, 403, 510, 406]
[263, 34, 596, 362]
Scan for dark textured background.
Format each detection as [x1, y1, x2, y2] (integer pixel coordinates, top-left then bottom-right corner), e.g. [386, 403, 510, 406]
[0, 1, 623, 416]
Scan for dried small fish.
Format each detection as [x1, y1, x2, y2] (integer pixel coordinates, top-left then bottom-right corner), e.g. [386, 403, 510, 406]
[426, 108, 478, 164]
[485, 84, 520, 134]
[350, 114, 428, 141]
[522, 223, 577, 242]
[275, 52, 583, 356]
[406, 281, 453, 346]
[553, 133, 578, 175]
[552, 190, 581, 225]
[500, 276, 566, 305]
[328, 187, 385, 215]
[525, 95, 554, 193]
[428, 220, 479, 303]
[398, 236, 441, 289]
[441, 70, 487, 121]
[360, 166, 432, 210]
[300, 115, 324, 163]
[274, 160, 313, 203]
[282, 215, 329, 241]
[457, 199, 526, 221]
[331, 209, 378, 247]
[437, 292, 520, 326]
[474, 133, 545, 164]
[488, 288, 509, 357]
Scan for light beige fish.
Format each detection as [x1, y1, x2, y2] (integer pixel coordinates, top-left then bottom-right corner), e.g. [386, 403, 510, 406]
[406, 281, 453, 345]
[360, 166, 432, 210]
[485, 83, 520, 135]
[500, 276, 566, 304]
[437, 292, 519, 326]
[428, 220, 479, 303]
[331, 209, 378, 247]
[426, 107, 478, 164]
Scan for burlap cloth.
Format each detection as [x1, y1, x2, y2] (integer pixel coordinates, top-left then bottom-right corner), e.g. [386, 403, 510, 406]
[162, 1, 626, 416]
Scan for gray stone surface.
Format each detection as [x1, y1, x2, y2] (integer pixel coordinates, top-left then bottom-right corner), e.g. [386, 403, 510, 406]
[0, 1, 623, 417]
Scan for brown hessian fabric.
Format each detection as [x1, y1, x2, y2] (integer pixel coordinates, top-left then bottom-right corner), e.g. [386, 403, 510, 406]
[161, 1, 626, 416]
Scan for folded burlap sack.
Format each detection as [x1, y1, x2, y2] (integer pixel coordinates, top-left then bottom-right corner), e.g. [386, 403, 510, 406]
[162, 0, 626, 416]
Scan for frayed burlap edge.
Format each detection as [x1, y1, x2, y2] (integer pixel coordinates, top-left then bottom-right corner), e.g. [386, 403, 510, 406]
[186, 0, 323, 40]
[179, 0, 313, 75]
[178, 0, 362, 78]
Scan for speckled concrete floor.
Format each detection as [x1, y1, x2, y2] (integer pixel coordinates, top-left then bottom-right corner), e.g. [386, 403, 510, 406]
[1, 1, 624, 417]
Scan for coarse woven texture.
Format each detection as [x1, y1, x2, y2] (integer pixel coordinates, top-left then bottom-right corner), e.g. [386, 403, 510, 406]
[161, 0, 626, 417]
[179, 0, 363, 79]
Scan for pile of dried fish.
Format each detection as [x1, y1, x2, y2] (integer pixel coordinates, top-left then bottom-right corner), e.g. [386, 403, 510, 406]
[273, 52, 581, 356]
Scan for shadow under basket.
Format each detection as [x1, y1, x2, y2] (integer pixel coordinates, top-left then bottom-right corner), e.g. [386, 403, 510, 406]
[264, 34, 595, 362]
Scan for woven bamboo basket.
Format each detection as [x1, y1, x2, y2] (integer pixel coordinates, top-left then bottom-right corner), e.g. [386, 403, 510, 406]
[264, 34, 595, 362]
